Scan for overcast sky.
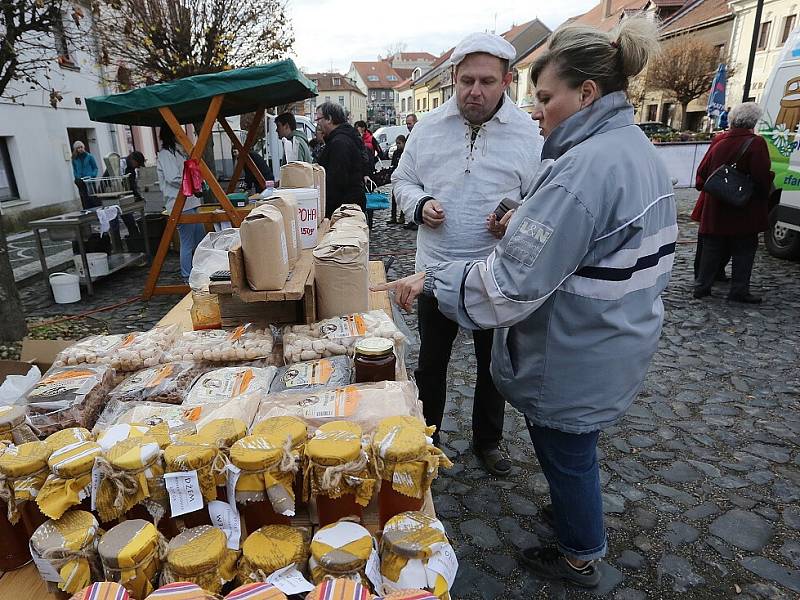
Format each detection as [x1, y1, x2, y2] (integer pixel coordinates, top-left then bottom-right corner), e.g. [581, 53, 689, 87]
[288, 0, 599, 74]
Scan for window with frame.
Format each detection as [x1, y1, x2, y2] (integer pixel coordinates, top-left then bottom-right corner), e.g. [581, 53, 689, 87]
[646, 104, 658, 121]
[368, 75, 380, 81]
[381, 91, 386, 99]
[387, 75, 398, 81]
[371, 91, 377, 100]
[401, 98, 406, 111]
[782, 15, 796, 44]
[423, 98, 428, 110]
[325, 96, 331, 102]
[433, 98, 439, 108]
[54, 12, 76, 68]
[758, 21, 772, 50]
[333, 77, 341, 86]
[339, 96, 345, 105]
[0, 138, 18, 201]
[416, 99, 421, 110]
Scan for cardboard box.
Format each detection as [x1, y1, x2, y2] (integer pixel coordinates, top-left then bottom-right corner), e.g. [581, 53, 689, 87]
[20, 339, 73, 372]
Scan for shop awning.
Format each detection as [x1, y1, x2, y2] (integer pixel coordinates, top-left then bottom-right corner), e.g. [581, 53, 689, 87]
[86, 60, 317, 126]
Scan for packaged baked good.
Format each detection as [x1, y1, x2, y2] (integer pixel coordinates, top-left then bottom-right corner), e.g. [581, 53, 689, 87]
[184, 366, 276, 406]
[26, 365, 115, 435]
[53, 325, 180, 371]
[160, 525, 239, 594]
[110, 362, 209, 405]
[93, 400, 198, 441]
[283, 311, 405, 364]
[269, 356, 352, 394]
[168, 325, 275, 364]
[256, 381, 423, 434]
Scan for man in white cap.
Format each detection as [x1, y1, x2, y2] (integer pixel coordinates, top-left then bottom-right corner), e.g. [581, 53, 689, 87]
[392, 32, 543, 475]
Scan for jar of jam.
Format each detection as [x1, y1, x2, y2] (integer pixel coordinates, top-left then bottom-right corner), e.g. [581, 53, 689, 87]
[190, 290, 222, 331]
[309, 521, 374, 587]
[237, 525, 307, 586]
[163, 439, 218, 528]
[37, 441, 103, 520]
[0, 442, 32, 570]
[354, 337, 396, 383]
[0, 440, 52, 536]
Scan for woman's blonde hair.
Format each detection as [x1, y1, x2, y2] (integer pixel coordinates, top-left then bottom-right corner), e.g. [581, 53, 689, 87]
[531, 16, 660, 96]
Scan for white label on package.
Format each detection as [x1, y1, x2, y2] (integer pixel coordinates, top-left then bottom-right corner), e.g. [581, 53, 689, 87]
[164, 471, 203, 516]
[188, 368, 263, 404]
[426, 543, 459, 589]
[30, 543, 62, 583]
[301, 388, 357, 419]
[366, 542, 383, 591]
[90, 458, 102, 511]
[208, 500, 241, 550]
[280, 230, 288, 264]
[319, 314, 366, 340]
[266, 564, 315, 595]
[225, 463, 241, 508]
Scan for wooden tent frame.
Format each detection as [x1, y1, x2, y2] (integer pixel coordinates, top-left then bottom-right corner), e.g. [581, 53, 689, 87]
[142, 95, 268, 299]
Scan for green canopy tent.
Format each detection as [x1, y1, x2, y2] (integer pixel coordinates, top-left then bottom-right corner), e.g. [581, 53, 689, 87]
[86, 60, 318, 299]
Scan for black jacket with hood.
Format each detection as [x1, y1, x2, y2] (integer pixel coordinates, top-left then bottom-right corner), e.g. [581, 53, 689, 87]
[318, 123, 367, 216]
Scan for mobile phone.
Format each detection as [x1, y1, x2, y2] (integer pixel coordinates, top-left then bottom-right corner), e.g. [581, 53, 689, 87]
[494, 198, 520, 220]
[209, 270, 231, 281]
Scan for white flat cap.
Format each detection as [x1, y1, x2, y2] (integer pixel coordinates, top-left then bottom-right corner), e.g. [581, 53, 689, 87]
[451, 32, 517, 66]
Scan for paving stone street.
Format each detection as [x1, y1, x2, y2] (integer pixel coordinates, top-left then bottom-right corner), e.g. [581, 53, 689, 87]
[17, 188, 800, 598]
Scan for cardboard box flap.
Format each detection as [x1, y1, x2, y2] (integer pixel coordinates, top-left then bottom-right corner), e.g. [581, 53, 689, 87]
[20, 338, 74, 372]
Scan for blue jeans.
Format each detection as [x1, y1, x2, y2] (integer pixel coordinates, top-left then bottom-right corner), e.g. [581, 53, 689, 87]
[178, 209, 207, 280]
[526, 419, 607, 561]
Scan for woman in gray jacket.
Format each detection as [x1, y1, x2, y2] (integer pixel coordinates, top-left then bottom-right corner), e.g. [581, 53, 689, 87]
[376, 18, 676, 588]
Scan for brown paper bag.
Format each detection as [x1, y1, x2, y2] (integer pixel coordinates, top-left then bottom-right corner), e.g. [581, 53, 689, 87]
[265, 195, 302, 268]
[239, 204, 289, 291]
[280, 161, 315, 188]
[313, 229, 369, 318]
[312, 164, 326, 223]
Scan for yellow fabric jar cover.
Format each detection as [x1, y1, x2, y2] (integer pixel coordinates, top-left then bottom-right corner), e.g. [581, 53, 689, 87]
[305, 578, 372, 600]
[96, 423, 150, 451]
[373, 417, 452, 500]
[251, 416, 308, 451]
[98, 519, 164, 599]
[45, 427, 94, 452]
[163, 440, 218, 503]
[0, 405, 38, 444]
[231, 435, 298, 516]
[309, 520, 374, 585]
[161, 525, 239, 594]
[380, 512, 453, 598]
[0, 440, 50, 523]
[304, 421, 375, 507]
[37, 441, 102, 520]
[197, 418, 248, 449]
[237, 525, 308, 585]
[145, 420, 197, 448]
[95, 435, 165, 523]
[30, 510, 102, 595]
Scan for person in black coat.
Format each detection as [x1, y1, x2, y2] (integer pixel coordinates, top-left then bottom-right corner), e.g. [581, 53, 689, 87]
[315, 101, 367, 217]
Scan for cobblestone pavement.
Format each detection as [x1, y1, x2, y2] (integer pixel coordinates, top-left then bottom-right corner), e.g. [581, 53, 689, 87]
[20, 189, 800, 598]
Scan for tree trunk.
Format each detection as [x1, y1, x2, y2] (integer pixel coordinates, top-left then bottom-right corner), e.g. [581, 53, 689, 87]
[0, 217, 27, 341]
[679, 101, 689, 131]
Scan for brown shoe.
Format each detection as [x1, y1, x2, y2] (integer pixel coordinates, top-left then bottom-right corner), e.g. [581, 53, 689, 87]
[473, 445, 512, 477]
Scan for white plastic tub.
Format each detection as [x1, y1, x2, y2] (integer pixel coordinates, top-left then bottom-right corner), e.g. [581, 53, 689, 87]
[267, 188, 320, 249]
[50, 273, 81, 304]
[73, 252, 110, 278]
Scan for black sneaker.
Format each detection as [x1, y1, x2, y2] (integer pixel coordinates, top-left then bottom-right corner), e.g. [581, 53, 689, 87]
[473, 445, 512, 476]
[520, 546, 601, 588]
[728, 293, 762, 304]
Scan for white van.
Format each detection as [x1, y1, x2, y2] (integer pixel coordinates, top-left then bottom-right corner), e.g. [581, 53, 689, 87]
[373, 125, 410, 154]
[759, 27, 800, 258]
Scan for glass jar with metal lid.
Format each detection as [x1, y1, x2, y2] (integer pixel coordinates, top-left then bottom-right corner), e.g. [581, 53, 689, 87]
[226, 582, 289, 600]
[354, 337, 396, 383]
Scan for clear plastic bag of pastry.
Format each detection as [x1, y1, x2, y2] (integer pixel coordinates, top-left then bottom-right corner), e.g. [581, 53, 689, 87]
[25, 364, 116, 436]
[256, 380, 423, 433]
[109, 362, 210, 405]
[167, 324, 275, 364]
[184, 366, 277, 406]
[92, 399, 198, 442]
[269, 356, 353, 394]
[52, 325, 180, 372]
[283, 311, 406, 364]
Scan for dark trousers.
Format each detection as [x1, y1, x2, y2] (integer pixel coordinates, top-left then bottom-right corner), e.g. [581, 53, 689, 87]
[415, 294, 505, 449]
[695, 233, 758, 298]
[75, 178, 93, 209]
[390, 191, 404, 222]
[693, 233, 730, 282]
[526, 419, 607, 560]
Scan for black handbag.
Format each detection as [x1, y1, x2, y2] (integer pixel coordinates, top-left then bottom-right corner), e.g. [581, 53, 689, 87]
[702, 136, 756, 208]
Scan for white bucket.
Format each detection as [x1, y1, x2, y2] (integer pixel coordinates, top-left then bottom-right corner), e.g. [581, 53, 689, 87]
[73, 253, 110, 278]
[269, 188, 319, 249]
[49, 273, 81, 304]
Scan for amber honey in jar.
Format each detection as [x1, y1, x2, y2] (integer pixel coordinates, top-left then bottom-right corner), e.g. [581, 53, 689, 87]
[0, 442, 32, 570]
[354, 337, 396, 383]
[190, 290, 222, 331]
[252, 416, 308, 510]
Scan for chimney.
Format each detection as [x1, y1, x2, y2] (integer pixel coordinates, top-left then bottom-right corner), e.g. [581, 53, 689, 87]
[604, 0, 613, 18]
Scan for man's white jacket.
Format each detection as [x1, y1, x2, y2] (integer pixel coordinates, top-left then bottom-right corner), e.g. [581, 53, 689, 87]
[392, 94, 543, 271]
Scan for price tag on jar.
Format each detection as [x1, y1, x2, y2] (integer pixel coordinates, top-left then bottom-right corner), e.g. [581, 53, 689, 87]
[208, 500, 241, 550]
[90, 457, 102, 511]
[266, 563, 315, 595]
[426, 542, 459, 589]
[164, 470, 203, 516]
[225, 463, 241, 510]
[365, 538, 383, 591]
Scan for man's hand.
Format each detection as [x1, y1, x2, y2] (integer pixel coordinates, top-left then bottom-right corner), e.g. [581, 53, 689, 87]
[486, 209, 515, 239]
[422, 200, 446, 228]
[371, 272, 425, 312]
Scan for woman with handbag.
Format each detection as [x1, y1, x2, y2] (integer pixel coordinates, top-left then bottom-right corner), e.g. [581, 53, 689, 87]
[693, 102, 773, 303]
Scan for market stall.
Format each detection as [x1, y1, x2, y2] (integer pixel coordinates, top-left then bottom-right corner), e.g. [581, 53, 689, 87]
[85, 60, 318, 299]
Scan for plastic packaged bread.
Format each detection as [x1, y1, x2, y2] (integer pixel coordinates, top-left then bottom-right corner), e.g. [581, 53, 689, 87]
[256, 380, 423, 433]
[283, 311, 405, 364]
[269, 356, 352, 394]
[184, 366, 276, 406]
[110, 362, 209, 405]
[53, 325, 180, 371]
[25, 364, 115, 435]
[93, 400, 197, 440]
[167, 325, 275, 364]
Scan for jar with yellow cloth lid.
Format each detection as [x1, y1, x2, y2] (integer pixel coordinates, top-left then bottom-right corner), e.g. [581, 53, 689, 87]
[0, 441, 32, 570]
[231, 435, 299, 531]
[0, 405, 39, 444]
[98, 519, 165, 599]
[304, 421, 375, 526]
[252, 416, 308, 511]
[305, 578, 372, 600]
[45, 427, 94, 452]
[309, 521, 376, 588]
[145, 419, 197, 448]
[161, 525, 239, 594]
[30, 509, 102, 595]
[68, 582, 131, 600]
[0, 440, 51, 534]
[379, 512, 456, 599]
[197, 418, 248, 502]
[96, 423, 151, 451]
[37, 440, 103, 519]
[145, 582, 216, 599]
[372, 417, 452, 528]
[163, 439, 218, 528]
[237, 525, 308, 585]
[225, 582, 289, 599]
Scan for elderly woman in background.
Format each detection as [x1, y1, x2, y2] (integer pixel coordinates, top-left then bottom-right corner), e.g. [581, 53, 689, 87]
[693, 102, 773, 303]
